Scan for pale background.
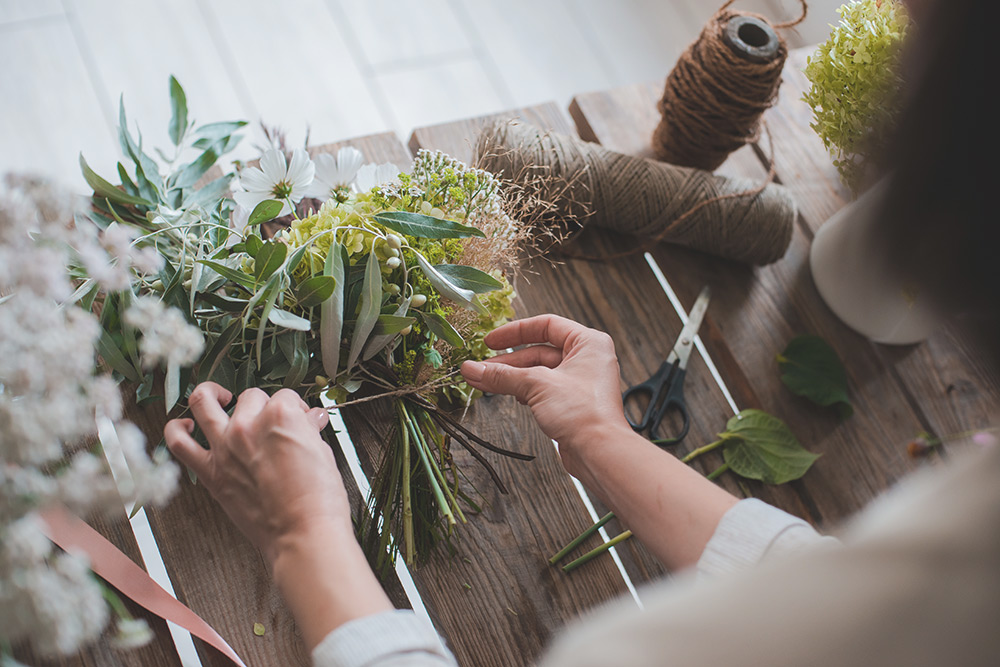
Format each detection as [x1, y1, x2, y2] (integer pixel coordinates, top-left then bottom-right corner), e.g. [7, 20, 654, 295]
[1, 0, 841, 192]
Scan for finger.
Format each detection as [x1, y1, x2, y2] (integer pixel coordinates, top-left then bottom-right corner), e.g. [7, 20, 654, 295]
[307, 407, 330, 431]
[271, 388, 310, 411]
[461, 359, 539, 401]
[484, 345, 563, 369]
[187, 382, 233, 444]
[231, 387, 269, 422]
[163, 418, 211, 479]
[484, 314, 590, 351]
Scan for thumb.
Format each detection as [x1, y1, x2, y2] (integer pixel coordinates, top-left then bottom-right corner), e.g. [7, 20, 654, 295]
[462, 359, 537, 402]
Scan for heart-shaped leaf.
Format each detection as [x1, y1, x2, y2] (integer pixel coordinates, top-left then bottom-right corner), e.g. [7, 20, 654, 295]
[374, 211, 485, 239]
[777, 335, 853, 418]
[721, 409, 820, 485]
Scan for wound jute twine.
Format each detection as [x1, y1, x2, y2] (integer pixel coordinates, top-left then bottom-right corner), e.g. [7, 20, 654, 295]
[476, 120, 796, 265]
[654, 0, 808, 170]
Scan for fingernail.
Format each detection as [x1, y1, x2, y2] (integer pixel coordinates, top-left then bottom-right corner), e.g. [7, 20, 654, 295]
[462, 360, 485, 382]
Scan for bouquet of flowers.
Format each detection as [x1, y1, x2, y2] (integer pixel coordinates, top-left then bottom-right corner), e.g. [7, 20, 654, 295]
[75, 78, 534, 573]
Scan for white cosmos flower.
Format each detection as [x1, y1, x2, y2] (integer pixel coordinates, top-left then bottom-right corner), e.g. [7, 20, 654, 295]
[306, 147, 364, 200]
[234, 148, 315, 217]
[354, 162, 401, 193]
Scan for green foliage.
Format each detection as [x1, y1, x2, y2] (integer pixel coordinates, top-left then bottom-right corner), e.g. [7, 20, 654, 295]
[720, 410, 821, 485]
[802, 0, 909, 191]
[777, 335, 853, 418]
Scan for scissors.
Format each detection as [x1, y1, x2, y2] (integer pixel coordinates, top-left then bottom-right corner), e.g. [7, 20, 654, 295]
[622, 285, 711, 444]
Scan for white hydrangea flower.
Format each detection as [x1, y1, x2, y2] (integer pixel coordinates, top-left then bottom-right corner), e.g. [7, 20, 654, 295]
[234, 148, 315, 217]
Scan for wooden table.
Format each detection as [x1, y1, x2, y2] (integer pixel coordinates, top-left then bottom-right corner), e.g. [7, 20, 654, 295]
[26, 47, 999, 667]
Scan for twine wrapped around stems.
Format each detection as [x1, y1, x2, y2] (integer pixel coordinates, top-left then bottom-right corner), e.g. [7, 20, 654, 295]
[475, 120, 796, 266]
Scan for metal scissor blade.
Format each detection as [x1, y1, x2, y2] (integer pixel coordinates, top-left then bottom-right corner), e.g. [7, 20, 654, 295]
[670, 286, 711, 369]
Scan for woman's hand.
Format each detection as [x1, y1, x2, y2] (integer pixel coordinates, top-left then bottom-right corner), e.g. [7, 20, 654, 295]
[163, 382, 347, 564]
[460, 314, 633, 475]
[164, 382, 393, 648]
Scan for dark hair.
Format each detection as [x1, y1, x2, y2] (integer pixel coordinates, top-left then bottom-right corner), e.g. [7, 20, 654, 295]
[878, 0, 995, 340]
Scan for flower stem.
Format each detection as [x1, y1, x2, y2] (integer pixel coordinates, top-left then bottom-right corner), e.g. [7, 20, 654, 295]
[706, 462, 730, 480]
[562, 530, 633, 573]
[396, 403, 415, 565]
[681, 437, 728, 463]
[402, 402, 455, 526]
[549, 512, 615, 565]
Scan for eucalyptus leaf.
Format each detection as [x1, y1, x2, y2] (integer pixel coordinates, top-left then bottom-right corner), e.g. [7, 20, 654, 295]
[416, 310, 464, 347]
[185, 173, 233, 209]
[234, 358, 257, 394]
[96, 329, 141, 384]
[295, 275, 337, 308]
[268, 308, 311, 331]
[79, 154, 151, 207]
[248, 199, 283, 227]
[253, 241, 287, 282]
[283, 331, 310, 389]
[374, 211, 485, 239]
[320, 242, 346, 379]
[118, 99, 164, 195]
[197, 319, 241, 383]
[245, 234, 264, 257]
[346, 250, 381, 370]
[721, 409, 820, 485]
[192, 120, 248, 147]
[168, 75, 188, 146]
[255, 285, 280, 368]
[363, 298, 412, 361]
[198, 259, 256, 290]
[173, 148, 218, 189]
[777, 335, 853, 418]
[414, 251, 487, 315]
[199, 292, 248, 312]
[432, 264, 502, 293]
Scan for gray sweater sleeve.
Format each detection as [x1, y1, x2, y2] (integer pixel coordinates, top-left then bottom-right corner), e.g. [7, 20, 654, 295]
[311, 610, 457, 667]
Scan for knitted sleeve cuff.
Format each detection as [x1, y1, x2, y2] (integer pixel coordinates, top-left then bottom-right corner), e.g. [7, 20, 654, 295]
[311, 609, 456, 667]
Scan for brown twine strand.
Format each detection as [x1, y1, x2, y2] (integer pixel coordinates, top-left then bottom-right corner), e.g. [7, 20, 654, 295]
[653, 0, 807, 171]
[475, 120, 796, 266]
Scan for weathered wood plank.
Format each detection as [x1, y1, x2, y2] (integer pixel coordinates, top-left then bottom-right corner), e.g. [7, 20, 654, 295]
[571, 77, 920, 524]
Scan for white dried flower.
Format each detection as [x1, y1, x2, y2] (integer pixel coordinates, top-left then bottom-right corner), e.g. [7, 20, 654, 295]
[124, 296, 205, 368]
[111, 618, 155, 650]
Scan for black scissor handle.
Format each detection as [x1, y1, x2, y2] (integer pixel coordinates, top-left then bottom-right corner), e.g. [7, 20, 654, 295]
[622, 360, 678, 432]
[650, 372, 690, 445]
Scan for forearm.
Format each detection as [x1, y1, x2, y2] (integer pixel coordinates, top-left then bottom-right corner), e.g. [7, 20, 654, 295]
[562, 424, 739, 571]
[271, 522, 393, 650]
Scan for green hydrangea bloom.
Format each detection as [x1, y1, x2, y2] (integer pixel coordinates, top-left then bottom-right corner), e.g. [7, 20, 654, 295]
[802, 0, 909, 192]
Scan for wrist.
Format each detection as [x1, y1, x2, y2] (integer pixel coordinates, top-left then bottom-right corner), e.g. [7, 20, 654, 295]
[556, 419, 638, 481]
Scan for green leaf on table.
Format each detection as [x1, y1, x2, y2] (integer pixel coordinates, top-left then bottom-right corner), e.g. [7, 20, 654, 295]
[374, 211, 485, 239]
[168, 75, 188, 146]
[253, 241, 287, 282]
[721, 409, 820, 485]
[414, 251, 488, 315]
[268, 308, 311, 331]
[320, 243, 346, 379]
[432, 264, 502, 293]
[80, 154, 152, 207]
[295, 275, 337, 308]
[776, 335, 853, 418]
[416, 310, 464, 347]
[346, 250, 382, 370]
[248, 199, 283, 227]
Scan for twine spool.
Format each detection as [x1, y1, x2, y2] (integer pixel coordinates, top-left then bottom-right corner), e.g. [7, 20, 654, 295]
[653, 0, 807, 170]
[476, 120, 796, 266]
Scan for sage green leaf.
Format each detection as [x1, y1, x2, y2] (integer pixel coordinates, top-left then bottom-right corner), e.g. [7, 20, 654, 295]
[416, 310, 464, 347]
[118, 99, 164, 195]
[245, 234, 264, 258]
[295, 275, 337, 308]
[268, 308, 311, 331]
[79, 154, 151, 207]
[173, 148, 218, 189]
[320, 243, 346, 379]
[253, 241, 287, 282]
[362, 298, 412, 361]
[193, 121, 248, 148]
[283, 331, 310, 389]
[777, 335, 853, 418]
[198, 319, 241, 383]
[284, 243, 310, 275]
[432, 264, 502, 293]
[168, 76, 188, 146]
[96, 329, 142, 384]
[248, 199, 283, 227]
[414, 251, 488, 315]
[346, 251, 382, 370]
[186, 173, 232, 208]
[234, 358, 257, 394]
[199, 292, 248, 312]
[722, 409, 820, 485]
[255, 285, 280, 368]
[164, 359, 181, 413]
[374, 211, 485, 239]
[198, 259, 256, 291]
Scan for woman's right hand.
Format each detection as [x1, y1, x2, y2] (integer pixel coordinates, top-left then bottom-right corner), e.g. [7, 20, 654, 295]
[460, 314, 632, 474]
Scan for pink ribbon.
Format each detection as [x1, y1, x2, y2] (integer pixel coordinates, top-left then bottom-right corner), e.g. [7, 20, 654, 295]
[40, 507, 247, 667]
